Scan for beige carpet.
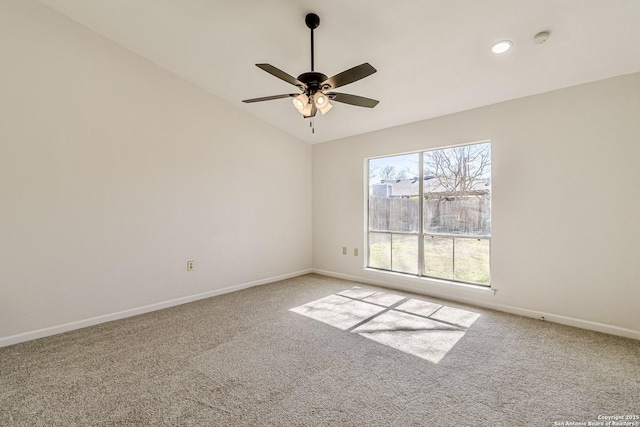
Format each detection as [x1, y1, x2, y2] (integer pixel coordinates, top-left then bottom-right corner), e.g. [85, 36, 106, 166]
[1, 274, 638, 426]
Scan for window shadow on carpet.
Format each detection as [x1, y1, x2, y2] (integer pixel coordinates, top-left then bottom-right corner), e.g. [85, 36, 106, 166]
[290, 287, 480, 363]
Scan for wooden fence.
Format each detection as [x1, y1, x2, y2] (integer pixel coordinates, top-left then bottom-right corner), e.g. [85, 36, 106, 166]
[369, 194, 491, 235]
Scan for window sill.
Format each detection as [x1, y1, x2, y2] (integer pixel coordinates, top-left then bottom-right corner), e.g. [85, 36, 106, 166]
[362, 267, 496, 295]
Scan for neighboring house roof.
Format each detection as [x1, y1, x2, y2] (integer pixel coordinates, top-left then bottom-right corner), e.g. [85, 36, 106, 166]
[372, 177, 490, 197]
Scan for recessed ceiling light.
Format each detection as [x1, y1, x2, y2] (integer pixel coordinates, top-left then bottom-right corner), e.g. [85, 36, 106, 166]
[491, 40, 512, 54]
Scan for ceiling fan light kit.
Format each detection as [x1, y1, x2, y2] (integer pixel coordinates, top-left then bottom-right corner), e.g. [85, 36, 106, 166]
[243, 13, 378, 130]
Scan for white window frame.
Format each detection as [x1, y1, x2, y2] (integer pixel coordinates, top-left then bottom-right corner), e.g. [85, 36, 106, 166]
[366, 141, 492, 287]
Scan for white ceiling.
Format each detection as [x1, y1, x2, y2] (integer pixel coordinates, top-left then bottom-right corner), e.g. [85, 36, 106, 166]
[39, 0, 640, 144]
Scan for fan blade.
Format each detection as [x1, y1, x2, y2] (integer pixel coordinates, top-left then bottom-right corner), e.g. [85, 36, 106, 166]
[242, 94, 297, 103]
[256, 64, 305, 88]
[321, 63, 377, 90]
[329, 92, 379, 108]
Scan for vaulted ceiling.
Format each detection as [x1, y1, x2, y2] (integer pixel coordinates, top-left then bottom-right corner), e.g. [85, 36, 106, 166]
[39, 0, 640, 143]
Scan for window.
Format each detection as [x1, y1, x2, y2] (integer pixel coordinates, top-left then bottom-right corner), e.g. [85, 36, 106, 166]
[367, 142, 491, 286]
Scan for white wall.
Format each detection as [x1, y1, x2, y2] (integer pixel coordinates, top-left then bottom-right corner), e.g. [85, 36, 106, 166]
[313, 72, 640, 339]
[0, 1, 311, 344]
[2, 1, 637, 345]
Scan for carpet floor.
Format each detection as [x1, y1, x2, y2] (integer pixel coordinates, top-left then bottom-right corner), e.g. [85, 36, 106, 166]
[1, 274, 638, 426]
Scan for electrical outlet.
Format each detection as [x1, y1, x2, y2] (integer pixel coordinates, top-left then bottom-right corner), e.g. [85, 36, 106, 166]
[187, 261, 195, 271]
[342, 247, 347, 255]
[353, 248, 359, 256]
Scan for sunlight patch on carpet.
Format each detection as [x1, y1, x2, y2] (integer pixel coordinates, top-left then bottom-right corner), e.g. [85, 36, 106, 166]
[290, 287, 480, 363]
[289, 294, 387, 330]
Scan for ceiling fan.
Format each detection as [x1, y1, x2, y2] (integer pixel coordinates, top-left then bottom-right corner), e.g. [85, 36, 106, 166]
[242, 13, 379, 120]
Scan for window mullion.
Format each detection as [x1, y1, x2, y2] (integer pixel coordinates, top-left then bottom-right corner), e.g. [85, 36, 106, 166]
[390, 233, 394, 271]
[452, 237, 456, 280]
[418, 151, 425, 276]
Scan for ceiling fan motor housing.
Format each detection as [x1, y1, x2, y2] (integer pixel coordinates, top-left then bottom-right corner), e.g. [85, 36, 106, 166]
[297, 72, 329, 93]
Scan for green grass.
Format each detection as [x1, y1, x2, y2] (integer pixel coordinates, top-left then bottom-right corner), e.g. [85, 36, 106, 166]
[424, 236, 453, 280]
[369, 234, 490, 285]
[368, 234, 391, 270]
[453, 239, 490, 284]
[392, 235, 418, 274]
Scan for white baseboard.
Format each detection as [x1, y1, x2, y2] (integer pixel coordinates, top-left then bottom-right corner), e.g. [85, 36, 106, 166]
[0, 269, 313, 348]
[312, 269, 640, 341]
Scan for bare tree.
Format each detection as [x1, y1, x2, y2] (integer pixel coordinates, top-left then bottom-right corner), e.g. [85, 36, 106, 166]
[424, 144, 491, 194]
[378, 165, 397, 181]
[369, 164, 381, 182]
[395, 167, 409, 180]
[423, 143, 491, 234]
